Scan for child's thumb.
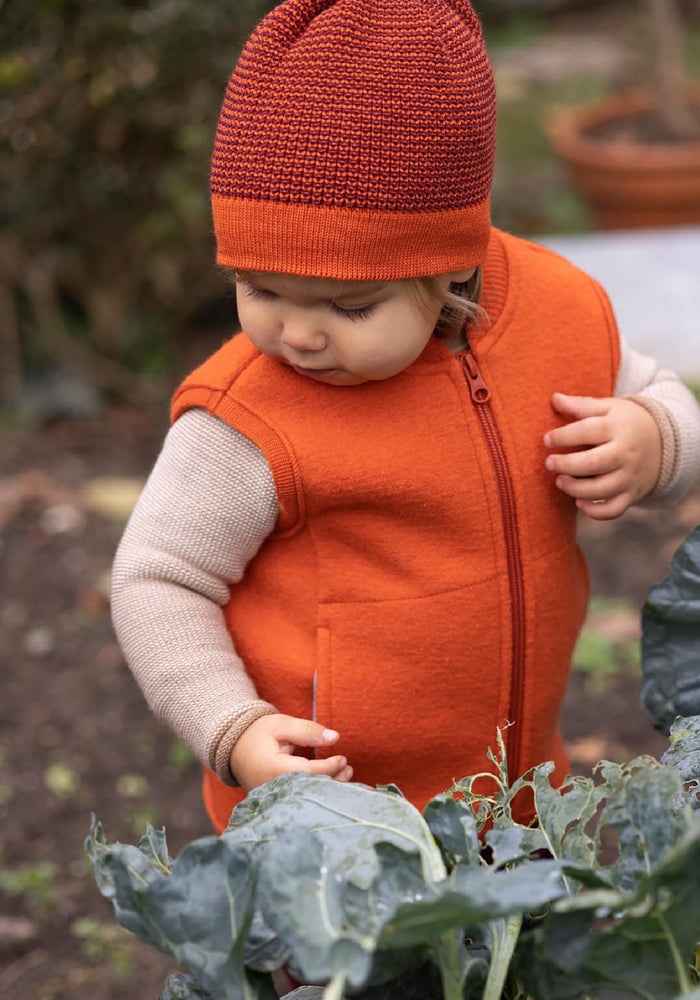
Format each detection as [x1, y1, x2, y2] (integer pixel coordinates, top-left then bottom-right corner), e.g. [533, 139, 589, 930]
[284, 717, 340, 748]
[551, 392, 607, 417]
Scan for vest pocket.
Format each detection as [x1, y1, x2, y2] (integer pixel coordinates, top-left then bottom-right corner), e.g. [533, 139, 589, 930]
[313, 581, 510, 809]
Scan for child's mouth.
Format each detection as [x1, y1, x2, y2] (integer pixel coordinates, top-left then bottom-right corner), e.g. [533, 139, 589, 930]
[290, 364, 338, 377]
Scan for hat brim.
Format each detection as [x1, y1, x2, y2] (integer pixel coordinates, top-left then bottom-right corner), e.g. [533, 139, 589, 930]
[212, 195, 492, 280]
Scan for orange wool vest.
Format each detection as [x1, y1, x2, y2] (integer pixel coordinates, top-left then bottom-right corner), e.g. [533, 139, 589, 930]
[172, 230, 620, 833]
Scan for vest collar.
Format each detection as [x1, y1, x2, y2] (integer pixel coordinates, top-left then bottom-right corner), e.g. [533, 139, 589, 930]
[418, 227, 510, 369]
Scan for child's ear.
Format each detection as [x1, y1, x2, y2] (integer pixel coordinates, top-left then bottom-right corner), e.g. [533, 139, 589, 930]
[448, 267, 477, 283]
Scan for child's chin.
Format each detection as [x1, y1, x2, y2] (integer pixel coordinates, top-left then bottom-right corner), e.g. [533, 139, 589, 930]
[324, 371, 367, 386]
[305, 369, 367, 386]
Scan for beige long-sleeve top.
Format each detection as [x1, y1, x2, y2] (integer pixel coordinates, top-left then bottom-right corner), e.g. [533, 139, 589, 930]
[111, 338, 700, 784]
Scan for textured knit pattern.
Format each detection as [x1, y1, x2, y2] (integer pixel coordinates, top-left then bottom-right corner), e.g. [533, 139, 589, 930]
[210, 0, 496, 277]
[111, 412, 279, 775]
[614, 350, 696, 498]
[630, 396, 679, 496]
[212, 0, 495, 210]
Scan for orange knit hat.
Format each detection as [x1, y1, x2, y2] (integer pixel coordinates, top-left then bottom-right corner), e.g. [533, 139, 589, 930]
[211, 0, 496, 280]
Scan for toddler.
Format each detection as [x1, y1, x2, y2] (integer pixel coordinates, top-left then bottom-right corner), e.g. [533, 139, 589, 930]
[112, 0, 700, 834]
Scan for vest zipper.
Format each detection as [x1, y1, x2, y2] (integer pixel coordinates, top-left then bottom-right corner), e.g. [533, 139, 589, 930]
[458, 343, 525, 781]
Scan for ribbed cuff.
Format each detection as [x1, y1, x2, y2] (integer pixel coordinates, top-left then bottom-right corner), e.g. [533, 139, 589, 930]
[627, 395, 680, 499]
[212, 702, 279, 786]
[213, 195, 492, 280]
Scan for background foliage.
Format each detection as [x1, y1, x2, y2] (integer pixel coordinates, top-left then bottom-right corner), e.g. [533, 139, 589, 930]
[1, 0, 277, 405]
[2, 0, 697, 406]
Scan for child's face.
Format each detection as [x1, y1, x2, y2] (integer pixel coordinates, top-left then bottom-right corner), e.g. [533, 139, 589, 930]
[235, 270, 473, 386]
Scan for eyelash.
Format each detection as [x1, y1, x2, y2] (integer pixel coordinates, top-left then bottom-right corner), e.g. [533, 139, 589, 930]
[241, 283, 275, 302]
[331, 304, 374, 322]
[240, 283, 374, 322]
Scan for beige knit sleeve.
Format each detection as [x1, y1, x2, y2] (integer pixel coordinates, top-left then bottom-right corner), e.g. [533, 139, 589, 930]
[111, 407, 280, 785]
[614, 337, 700, 502]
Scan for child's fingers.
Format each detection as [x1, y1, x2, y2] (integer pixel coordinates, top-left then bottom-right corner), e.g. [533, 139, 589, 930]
[576, 494, 631, 521]
[554, 472, 634, 519]
[274, 715, 340, 749]
[279, 753, 349, 779]
[334, 764, 354, 782]
[554, 471, 624, 501]
[230, 716, 349, 791]
[545, 442, 618, 478]
[554, 472, 628, 504]
[544, 416, 610, 451]
[550, 393, 613, 419]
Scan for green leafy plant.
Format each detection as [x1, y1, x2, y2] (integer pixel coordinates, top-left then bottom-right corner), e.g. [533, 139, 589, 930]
[86, 727, 700, 1000]
[641, 526, 700, 738]
[85, 528, 700, 999]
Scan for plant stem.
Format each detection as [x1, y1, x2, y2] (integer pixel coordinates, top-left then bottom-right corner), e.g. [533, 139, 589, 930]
[658, 911, 693, 994]
[434, 929, 465, 1000]
[483, 914, 523, 1000]
[323, 970, 348, 1000]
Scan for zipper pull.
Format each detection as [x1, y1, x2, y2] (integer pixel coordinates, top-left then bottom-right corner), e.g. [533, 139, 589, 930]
[459, 349, 491, 403]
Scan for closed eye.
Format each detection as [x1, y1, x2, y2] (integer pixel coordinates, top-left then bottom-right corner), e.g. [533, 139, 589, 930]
[330, 303, 374, 321]
[241, 283, 277, 301]
[240, 280, 374, 321]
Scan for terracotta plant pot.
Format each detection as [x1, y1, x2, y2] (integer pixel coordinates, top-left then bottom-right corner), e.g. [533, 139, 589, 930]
[548, 89, 700, 229]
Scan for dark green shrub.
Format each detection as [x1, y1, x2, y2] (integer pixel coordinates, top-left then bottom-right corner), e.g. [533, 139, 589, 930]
[1, 0, 275, 403]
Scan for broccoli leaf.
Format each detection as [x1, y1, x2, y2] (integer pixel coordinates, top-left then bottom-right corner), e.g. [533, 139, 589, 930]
[160, 973, 213, 999]
[158, 969, 275, 1000]
[600, 757, 690, 892]
[660, 714, 700, 811]
[254, 829, 420, 989]
[86, 821, 262, 999]
[224, 773, 447, 886]
[642, 525, 700, 735]
[528, 761, 613, 872]
[516, 808, 700, 998]
[483, 824, 548, 869]
[85, 701, 700, 1000]
[422, 792, 482, 870]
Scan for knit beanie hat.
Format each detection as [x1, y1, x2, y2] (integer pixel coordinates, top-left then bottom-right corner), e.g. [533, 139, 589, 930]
[211, 0, 496, 280]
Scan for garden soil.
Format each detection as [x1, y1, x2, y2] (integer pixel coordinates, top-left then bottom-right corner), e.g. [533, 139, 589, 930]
[1, 402, 698, 1000]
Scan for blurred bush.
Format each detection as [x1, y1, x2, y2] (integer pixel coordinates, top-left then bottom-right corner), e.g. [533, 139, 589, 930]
[0, 0, 276, 406]
[478, 0, 607, 14]
[0, 0, 628, 408]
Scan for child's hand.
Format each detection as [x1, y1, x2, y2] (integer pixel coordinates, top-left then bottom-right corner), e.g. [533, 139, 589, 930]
[544, 393, 662, 521]
[229, 714, 353, 792]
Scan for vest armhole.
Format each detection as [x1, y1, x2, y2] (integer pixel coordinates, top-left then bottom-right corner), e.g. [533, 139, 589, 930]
[513, 236, 622, 395]
[171, 384, 304, 537]
[590, 280, 622, 395]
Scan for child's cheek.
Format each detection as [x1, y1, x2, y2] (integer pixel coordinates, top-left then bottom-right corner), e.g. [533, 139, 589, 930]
[238, 305, 274, 349]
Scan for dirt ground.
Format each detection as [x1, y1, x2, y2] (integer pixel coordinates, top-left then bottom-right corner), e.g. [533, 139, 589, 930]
[0, 401, 698, 1000]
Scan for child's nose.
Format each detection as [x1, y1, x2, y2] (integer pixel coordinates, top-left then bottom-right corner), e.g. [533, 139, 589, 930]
[280, 317, 327, 352]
